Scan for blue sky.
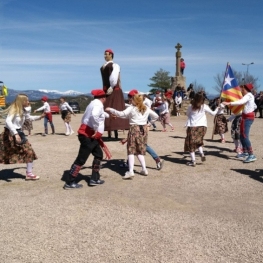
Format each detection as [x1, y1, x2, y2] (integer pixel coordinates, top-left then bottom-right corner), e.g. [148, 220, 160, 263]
[0, 0, 262, 95]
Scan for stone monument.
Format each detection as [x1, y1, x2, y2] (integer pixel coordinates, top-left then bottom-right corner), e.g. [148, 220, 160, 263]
[171, 43, 186, 91]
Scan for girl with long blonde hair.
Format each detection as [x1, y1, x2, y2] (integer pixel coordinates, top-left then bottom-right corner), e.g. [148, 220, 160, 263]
[0, 94, 43, 180]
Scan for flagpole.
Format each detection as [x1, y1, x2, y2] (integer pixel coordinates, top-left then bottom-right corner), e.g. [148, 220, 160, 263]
[212, 62, 230, 140]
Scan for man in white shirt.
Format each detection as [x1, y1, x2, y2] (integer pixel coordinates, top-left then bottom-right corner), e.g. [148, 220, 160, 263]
[63, 89, 110, 190]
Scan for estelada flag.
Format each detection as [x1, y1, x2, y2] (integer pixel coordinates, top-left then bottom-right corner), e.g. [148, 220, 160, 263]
[220, 64, 243, 115]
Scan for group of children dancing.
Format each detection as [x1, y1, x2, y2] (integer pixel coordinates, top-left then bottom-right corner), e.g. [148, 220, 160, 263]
[0, 82, 257, 187]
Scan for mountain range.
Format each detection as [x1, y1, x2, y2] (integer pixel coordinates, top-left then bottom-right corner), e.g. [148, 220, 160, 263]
[5, 89, 88, 103]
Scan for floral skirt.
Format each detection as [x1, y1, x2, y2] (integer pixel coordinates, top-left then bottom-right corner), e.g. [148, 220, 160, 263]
[127, 124, 148, 155]
[231, 115, 242, 140]
[22, 119, 33, 131]
[0, 128, 37, 164]
[159, 112, 171, 125]
[214, 114, 228, 135]
[184, 126, 207, 152]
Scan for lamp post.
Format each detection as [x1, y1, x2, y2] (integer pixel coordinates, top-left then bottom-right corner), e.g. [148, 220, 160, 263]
[242, 62, 254, 83]
[242, 62, 254, 75]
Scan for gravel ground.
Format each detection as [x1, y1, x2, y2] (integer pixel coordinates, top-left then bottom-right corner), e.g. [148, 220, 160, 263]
[0, 113, 263, 263]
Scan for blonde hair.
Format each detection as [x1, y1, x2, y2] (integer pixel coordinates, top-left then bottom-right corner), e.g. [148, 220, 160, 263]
[132, 94, 147, 114]
[1, 94, 28, 118]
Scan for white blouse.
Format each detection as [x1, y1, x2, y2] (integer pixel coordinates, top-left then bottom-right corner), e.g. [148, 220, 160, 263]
[35, 102, 51, 113]
[108, 105, 158, 125]
[230, 93, 256, 114]
[185, 104, 218, 127]
[5, 112, 41, 136]
[60, 102, 73, 113]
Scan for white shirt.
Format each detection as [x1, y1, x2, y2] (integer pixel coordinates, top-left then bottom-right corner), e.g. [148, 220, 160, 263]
[175, 96, 182, 105]
[109, 105, 158, 125]
[5, 111, 41, 136]
[155, 101, 169, 115]
[217, 103, 225, 115]
[143, 97, 152, 108]
[185, 104, 218, 127]
[81, 99, 109, 134]
[230, 93, 256, 114]
[60, 102, 73, 113]
[35, 102, 51, 113]
[102, 60, 120, 88]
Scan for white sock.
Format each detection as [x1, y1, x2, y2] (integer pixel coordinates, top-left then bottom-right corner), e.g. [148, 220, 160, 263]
[26, 162, 33, 174]
[128, 155, 135, 173]
[198, 147, 204, 156]
[65, 123, 69, 133]
[68, 124, 74, 132]
[234, 139, 239, 148]
[190, 152, 195, 162]
[221, 134, 225, 139]
[137, 154, 146, 171]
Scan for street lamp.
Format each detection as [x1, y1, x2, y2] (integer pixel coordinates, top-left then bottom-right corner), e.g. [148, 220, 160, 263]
[242, 62, 254, 75]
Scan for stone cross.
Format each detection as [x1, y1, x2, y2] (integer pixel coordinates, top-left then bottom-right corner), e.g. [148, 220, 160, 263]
[175, 43, 182, 76]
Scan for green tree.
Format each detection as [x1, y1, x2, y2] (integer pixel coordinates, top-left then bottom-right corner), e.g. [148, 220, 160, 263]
[148, 68, 172, 93]
[213, 69, 260, 94]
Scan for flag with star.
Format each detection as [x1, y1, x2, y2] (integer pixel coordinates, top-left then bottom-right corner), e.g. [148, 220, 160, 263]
[221, 63, 243, 115]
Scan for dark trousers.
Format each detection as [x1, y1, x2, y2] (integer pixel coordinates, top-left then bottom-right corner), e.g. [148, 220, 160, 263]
[73, 135, 103, 181]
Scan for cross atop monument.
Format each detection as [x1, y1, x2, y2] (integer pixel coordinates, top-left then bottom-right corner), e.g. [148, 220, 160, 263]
[175, 43, 182, 52]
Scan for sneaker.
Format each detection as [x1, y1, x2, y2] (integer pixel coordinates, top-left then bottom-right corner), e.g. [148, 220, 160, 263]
[89, 179, 105, 186]
[42, 133, 47, 136]
[70, 130, 75, 135]
[243, 155, 257, 163]
[236, 152, 249, 158]
[152, 128, 156, 131]
[186, 161, 196, 167]
[201, 155, 206, 162]
[63, 182, 83, 189]
[65, 132, 70, 136]
[156, 160, 165, 170]
[25, 174, 40, 181]
[140, 169, 148, 176]
[123, 171, 135, 179]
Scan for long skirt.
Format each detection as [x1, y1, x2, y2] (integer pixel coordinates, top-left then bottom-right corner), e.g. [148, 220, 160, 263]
[61, 110, 72, 122]
[127, 124, 148, 155]
[159, 112, 171, 125]
[22, 119, 33, 132]
[0, 128, 37, 164]
[184, 126, 207, 152]
[214, 114, 228, 135]
[231, 115, 242, 140]
[104, 88, 129, 131]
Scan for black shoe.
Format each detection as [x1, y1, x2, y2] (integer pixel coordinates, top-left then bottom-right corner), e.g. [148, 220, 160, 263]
[89, 179, 105, 186]
[63, 182, 83, 190]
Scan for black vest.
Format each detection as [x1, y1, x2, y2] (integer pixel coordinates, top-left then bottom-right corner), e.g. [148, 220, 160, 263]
[100, 62, 113, 89]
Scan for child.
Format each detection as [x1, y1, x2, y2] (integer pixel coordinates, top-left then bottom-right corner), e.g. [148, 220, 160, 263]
[34, 96, 55, 136]
[0, 94, 43, 180]
[184, 92, 218, 167]
[154, 97, 174, 132]
[213, 98, 228, 143]
[59, 97, 75, 136]
[106, 94, 159, 179]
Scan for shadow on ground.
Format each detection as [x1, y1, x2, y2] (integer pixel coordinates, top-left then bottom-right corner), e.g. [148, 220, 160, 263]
[232, 168, 263, 184]
[0, 168, 26, 182]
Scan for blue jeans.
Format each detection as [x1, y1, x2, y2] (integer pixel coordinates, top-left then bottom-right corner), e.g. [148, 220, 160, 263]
[44, 116, 55, 134]
[240, 118, 253, 154]
[146, 145, 158, 160]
